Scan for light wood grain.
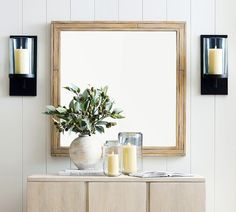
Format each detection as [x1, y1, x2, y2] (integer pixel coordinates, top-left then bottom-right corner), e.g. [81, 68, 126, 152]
[27, 177, 205, 212]
[89, 182, 147, 212]
[51, 21, 186, 157]
[150, 182, 205, 212]
[27, 182, 86, 212]
[27, 175, 205, 182]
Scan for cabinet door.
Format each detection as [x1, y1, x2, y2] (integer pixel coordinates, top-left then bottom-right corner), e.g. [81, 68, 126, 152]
[89, 182, 147, 212]
[27, 182, 86, 212]
[150, 182, 205, 212]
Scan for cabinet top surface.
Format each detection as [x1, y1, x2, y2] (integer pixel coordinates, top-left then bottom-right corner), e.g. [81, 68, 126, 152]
[28, 175, 205, 182]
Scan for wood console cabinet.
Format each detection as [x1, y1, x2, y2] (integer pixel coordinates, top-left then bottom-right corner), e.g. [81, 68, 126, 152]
[27, 175, 205, 212]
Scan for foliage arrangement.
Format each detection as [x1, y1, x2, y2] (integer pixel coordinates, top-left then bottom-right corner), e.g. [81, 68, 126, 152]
[45, 85, 124, 136]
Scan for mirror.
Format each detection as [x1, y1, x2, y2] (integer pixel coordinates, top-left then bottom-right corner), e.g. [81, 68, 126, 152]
[51, 22, 186, 156]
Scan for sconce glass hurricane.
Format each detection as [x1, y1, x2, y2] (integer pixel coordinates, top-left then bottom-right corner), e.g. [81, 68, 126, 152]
[202, 35, 228, 76]
[9, 36, 37, 77]
[9, 35, 37, 96]
[201, 35, 228, 95]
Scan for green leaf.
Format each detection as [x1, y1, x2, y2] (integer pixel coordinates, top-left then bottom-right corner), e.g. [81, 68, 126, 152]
[105, 122, 117, 128]
[102, 86, 108, 95]
[83, 118, 92, 131]
[56, 107, 67, 113]
[84, 100, 89, 110]
[80, 102, 86, 111]
[46, 105, 56, 111]
[95, 126, 105, 133]
[97, 121, 108, 126]
[112, 108, 123, 114]
[74, 102, 81, 111]
[70, 84, 80, 93]
[111, 113, 125, 119]
[64, 86, 72, 92]
[69, 100, 75, 109]
[82, 89, 89, 99]
[106, 101, 113, 111]
[94, 90, 101, 102]
[64, 84, 80, 95]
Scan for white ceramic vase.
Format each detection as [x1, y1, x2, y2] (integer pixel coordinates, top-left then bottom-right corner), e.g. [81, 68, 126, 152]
[69, 135, 102, 169]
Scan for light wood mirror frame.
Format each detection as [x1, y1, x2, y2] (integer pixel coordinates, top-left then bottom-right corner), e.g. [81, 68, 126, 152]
[51, 21, 186, 157]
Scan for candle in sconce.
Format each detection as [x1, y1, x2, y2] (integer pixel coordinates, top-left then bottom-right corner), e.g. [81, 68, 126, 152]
[122, 143, 137, 174]
[208, 47, 223, 75]
[14, 49, 30, 74]
[107, 152, 119, 176]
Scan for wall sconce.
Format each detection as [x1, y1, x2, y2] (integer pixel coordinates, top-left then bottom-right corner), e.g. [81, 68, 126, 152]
[201, 35, 228, 95]
[9, 36, 37, 96]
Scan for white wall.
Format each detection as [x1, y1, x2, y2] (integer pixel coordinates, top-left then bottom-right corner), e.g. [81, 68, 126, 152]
[0, 0, 235, 211]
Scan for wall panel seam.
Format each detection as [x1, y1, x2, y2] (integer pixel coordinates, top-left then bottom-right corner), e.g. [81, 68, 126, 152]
[21, 0, 24, 212]
[190, 0, 192, 175]
[214, 0, 216, 211]
[45, 0, 48, 175]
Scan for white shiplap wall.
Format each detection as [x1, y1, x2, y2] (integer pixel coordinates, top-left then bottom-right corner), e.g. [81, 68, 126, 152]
[0, 0, 236, 211]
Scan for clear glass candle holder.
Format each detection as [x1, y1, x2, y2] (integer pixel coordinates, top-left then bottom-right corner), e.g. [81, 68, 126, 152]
[119, 132, 143, 175]
[9, 36, 36, 76]
[103, 140, 121, 177]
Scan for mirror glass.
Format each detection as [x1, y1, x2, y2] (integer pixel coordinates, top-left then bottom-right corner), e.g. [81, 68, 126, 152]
[60, 31, 176, 147]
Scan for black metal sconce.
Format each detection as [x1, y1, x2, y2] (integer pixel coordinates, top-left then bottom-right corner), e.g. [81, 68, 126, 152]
[201, 35, 228, 95]
[9, 35, 37, 96]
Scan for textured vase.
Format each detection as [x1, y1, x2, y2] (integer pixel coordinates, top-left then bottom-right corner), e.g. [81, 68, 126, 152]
[69, 135, 102, 169]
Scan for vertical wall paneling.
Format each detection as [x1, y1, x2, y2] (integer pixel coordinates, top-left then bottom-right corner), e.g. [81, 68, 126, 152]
[0, 1, 22, 211]
[166, 0, 190, 21]
[22, 0, 47, 211]
[191, 0, 215, 211]
[215, 0, 236, 211]
[46, 0, 71, 174]
[143, 0, 166, 21]
[47, 0, 70, 21]
[166, 0, 191, 173]
[71, 0, 95, 20]
[95, 0, 118, 20]
[0, 0, 236, 211]
[119, 0, 142, 21]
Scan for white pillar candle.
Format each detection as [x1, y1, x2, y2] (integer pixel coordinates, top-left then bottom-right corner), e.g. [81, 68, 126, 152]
[14, 49, 30, 74]
[107, 152, 119, 176]
[122, 143, 137, 174]
[208, 48, 223, 75]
